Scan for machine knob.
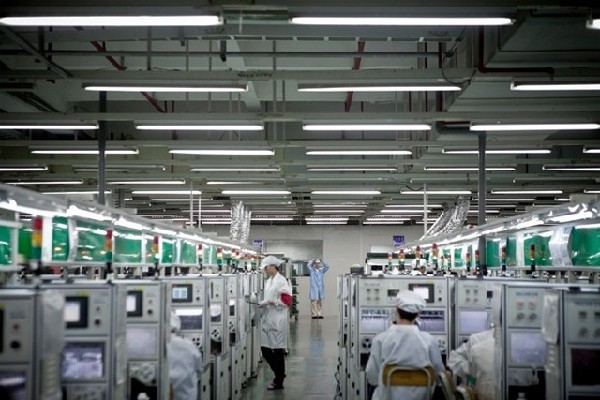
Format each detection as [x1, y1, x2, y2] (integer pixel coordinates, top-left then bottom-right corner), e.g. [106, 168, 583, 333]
[580, 328, 589, 337]
[594, 328, 600, 338]
[516, 313, 525, 320]
[10, 341, 20, 349]
[148, 309, 153, 315]
[95, 319, 101, 326]
[529, 313, 537, 320]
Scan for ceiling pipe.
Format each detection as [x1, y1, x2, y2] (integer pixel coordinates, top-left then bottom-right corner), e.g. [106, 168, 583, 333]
[344, 40, 366, 112]
[74, 27, 165, 113]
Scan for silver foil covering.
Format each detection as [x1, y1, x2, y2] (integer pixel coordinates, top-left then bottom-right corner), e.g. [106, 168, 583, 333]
[421, 197, 470, 240]
[230, 200, 244, 241]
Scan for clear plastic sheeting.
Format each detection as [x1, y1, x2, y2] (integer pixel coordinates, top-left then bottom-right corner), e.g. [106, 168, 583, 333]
[41, 289, 65, 400]
[230, 201, 244, 242]
[240, 209, 251, 244]
[421, 197, 470, 240]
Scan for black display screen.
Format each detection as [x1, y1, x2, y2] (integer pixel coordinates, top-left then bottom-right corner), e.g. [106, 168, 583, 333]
[571, 348, 600, 386]
[172, 284, 193, 303]
[62, 342, 104, 379]
[175, 308, 203, 331]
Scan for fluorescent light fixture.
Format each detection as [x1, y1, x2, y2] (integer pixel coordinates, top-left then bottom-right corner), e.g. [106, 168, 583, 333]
[363, 221, 408, 225]
[555, 197, 571, 201]
[400, 190, 472, 195]
[6, 180, 83, 185]
[589, 19, 600, 29]
[0, 165, 48, 171]
[313, 210, 364, 214]
[471, 123, 600, 131]
[251, 217, 294, 221]
[42, 190, 111, 195]
[366, 217, 410, 221]
[583, 147, 600, 154]
[0, 123, 98, 130]
[313, 204, 368, 208]
[207, 181, 256, 185]
[584, 190, 600, 194]
[0, 15, 221, 27]
[183, 209, 229, 214]
[307, 150, 411, 156]
[483, 197, 535, 202]
[132, 190, 201, 195]
[170, 149, 273, 156]
[31, 148, 138, 155]
[222, 190, 291, 195]
[467, 209, 500, 214]
[67, 205, 111, 221]
[543, 165, 600, 171]
[308, 167, 397, 172]
[108, 180, 186, 185]
[385, 204, 442, 208]
[191, 167, 280, 172]
[138, 124, 262, 131]
[303, 124, 430, 131]
[380, 209, 429, 214]
[491, 189, 562, 195]
[306, 221, 348, 225]
[202, 221, 232, 225]
[443, 148, 550, 155]
[514, 218, 545, 230]
[290, 17, 512, 26]
[306, 217, 348, 222]
[298, 84, 460, 92]
[73, 164, 165, 172]
[511, 82, 600, 91]
[424, 166, 515, 171]
[86, 84, 246, 93]
[312, 190, 381, 195]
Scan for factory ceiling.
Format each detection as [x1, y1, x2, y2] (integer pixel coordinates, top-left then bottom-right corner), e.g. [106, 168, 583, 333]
[0, 0, 599, 227]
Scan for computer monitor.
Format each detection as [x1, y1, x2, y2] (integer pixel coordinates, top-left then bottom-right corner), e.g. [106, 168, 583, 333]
[571, 348, 600, 386]
[509, 332, 546, 366]
[172, 284, 193, 303]
[64, 297, 89, 329]
[126, 326, 158, 358]
[175, 308, 203, 331]
[61, 342, 104, 379]
[127, 291, 143, 318]
[459, 310, 490, 335]
[408, 283, 434, 303]
[418, 310, 445, 333]
[0, 372, 26, 400]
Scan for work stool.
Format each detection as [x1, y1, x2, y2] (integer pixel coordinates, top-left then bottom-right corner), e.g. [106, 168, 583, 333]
[381, 364, 436, 400]
[439, 370, 479, 400]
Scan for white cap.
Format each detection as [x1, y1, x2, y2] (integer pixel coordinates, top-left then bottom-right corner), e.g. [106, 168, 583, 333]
[260, 255, 283, 270]
[170, 311, 181, 333]
[314, 258, 322, 263]
[396, 290, 426, 313]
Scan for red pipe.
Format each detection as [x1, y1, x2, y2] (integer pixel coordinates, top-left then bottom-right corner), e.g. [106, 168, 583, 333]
[344, 40, 366, 112]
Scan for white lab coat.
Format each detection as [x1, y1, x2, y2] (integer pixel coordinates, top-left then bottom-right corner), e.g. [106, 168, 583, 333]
[168, 335, 203, 400]
[366, 324, 444, 400]
[447, 329, 494, 380]
[260, 273, 292, 349]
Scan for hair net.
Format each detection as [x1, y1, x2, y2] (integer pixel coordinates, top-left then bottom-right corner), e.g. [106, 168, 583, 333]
[170, 310, 181, 333]
[314, 258, 322, 263]
[396, 290, 426, 313]
[260, 255, 283, 270]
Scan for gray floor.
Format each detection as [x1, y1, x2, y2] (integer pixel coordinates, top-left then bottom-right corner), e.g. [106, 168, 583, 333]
[241, 316, 339, 400]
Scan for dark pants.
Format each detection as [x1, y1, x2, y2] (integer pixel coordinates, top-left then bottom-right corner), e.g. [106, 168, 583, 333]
[261, 347, 286, 386]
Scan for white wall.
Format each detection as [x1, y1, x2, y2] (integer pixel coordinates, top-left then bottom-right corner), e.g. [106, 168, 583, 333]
[206, 224, 425, 317]
[262, 239, 323, 261]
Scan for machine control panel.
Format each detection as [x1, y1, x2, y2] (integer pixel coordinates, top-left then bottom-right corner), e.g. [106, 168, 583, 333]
[126, 284, 160, 322]
[505, 287, 545, 328]
[0, 296, 34, 363]
[457, 280, 494, 308]
[565, 292, 600, 343]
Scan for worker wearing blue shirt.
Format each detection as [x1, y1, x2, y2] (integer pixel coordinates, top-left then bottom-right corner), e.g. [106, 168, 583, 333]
[307, 258, 329, 319]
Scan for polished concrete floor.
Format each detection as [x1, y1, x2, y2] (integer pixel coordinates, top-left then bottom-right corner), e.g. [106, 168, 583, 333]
[241, 316, 339, 400]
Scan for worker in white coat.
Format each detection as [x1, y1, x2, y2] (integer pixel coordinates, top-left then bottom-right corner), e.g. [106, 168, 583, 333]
[259, 255, 292, 390]
[168, 311, 203, 400]
[307, 258, 329, 319]
[447, 329, 496, 400]
[366, 290, 444, 400]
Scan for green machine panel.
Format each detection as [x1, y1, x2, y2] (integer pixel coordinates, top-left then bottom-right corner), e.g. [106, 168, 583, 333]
[180, 240, 197, 264]
[114, 229, 143, 263]
[570, 227, 600, 267]
[18, 223, 32, 261]
[161, 238, 175, 265]
[454, 247, 463, 268]
[74, 221, 108, 262]
[205, 244, 217, 265]
[486, 240, 501, 268]
[0, 226, 11, 265]
[144, 235, 157, 264]
[523, 233, 552, 266]
[51, 217, 69, 261]
[506, 236, 518, 267]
